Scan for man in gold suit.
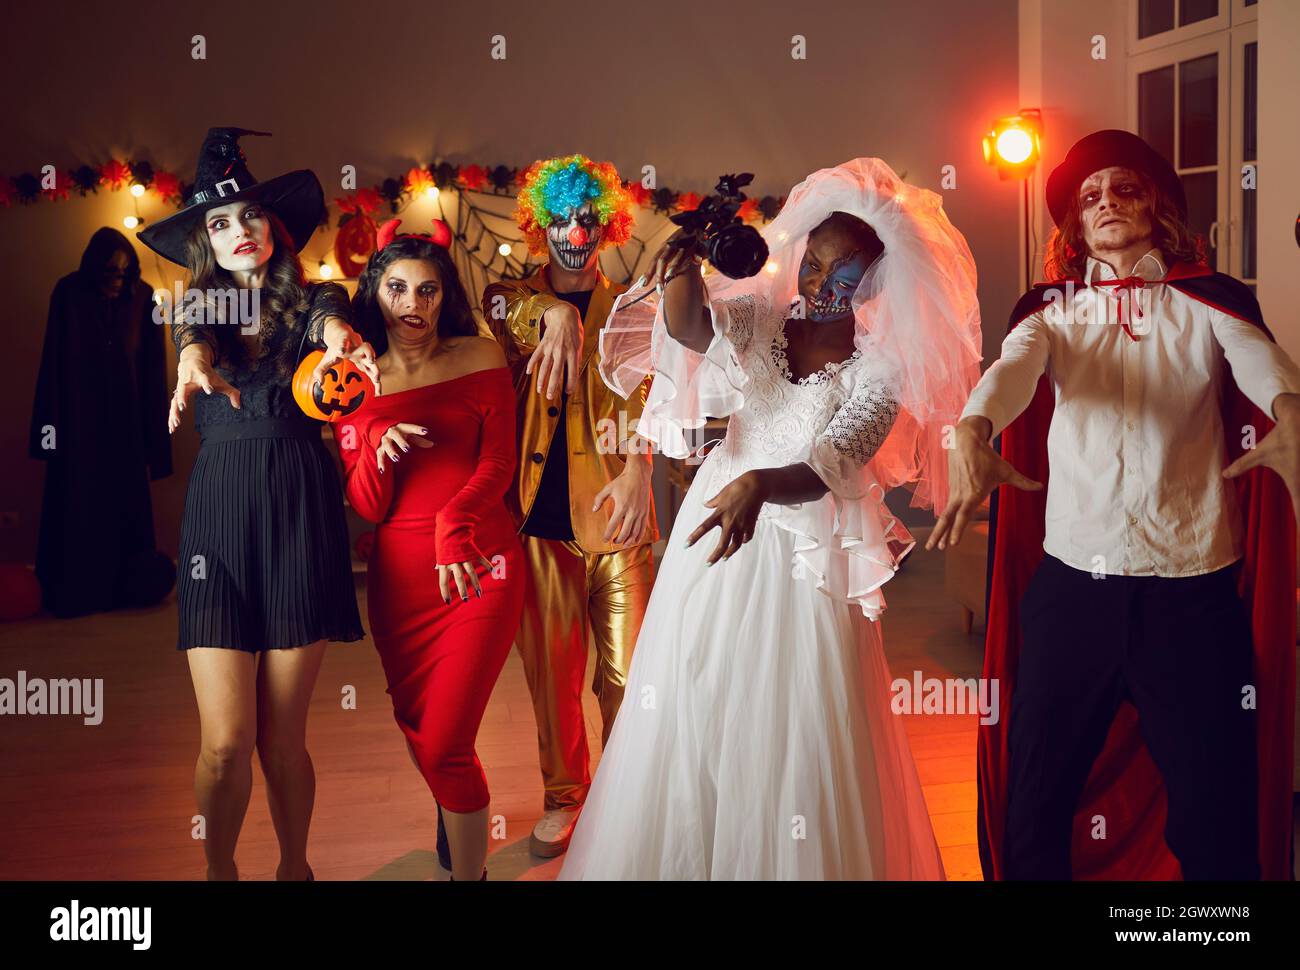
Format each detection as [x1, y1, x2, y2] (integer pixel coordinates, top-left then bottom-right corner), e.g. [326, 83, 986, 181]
[482, 155, 657, 857]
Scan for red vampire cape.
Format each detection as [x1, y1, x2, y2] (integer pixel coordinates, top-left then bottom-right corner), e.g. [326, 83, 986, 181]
[977, 261, 1296, 880]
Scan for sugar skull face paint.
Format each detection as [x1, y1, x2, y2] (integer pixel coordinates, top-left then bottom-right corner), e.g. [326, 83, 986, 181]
[546, 202, 603, 271]
[798, 233, 875, 322]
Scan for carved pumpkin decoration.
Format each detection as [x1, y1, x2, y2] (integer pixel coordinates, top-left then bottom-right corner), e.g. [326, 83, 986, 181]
[292, 350, 374, 423]
[333, 212, 377, 278]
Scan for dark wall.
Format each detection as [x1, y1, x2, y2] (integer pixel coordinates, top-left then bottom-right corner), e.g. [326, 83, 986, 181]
[0, 0, 1020, 558]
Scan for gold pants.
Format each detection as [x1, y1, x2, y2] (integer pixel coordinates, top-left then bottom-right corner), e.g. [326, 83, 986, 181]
[516, 534, 655, 811]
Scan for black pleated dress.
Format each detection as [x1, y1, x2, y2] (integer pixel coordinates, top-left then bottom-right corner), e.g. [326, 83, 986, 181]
[174, 282, 365, 652]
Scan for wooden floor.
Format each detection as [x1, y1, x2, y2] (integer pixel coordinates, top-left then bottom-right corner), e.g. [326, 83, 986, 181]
[0, 529, 1010, 881]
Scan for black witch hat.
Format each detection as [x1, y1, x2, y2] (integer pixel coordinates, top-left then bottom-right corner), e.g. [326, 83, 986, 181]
[137, 127, 324, 266]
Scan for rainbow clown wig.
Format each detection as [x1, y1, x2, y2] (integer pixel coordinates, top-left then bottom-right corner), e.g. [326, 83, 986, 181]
[515, 154, 634, 257]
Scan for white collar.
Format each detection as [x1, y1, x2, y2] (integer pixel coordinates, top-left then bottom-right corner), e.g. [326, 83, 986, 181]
[1085, 248, 1167, 284]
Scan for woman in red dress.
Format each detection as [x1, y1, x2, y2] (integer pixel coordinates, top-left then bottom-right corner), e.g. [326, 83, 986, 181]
[336, 219, 524, 882]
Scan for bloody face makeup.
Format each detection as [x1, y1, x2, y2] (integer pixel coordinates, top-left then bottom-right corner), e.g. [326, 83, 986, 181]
[1078, 166, 1154, 258]
[205, 201, 273, 273]
[379, 258, 444, 341]
[798, 225, 876, 322]
[545, 202, 603, 271]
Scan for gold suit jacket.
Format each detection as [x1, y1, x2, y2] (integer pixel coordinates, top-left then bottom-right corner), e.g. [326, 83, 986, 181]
[481, 265, 658, 554]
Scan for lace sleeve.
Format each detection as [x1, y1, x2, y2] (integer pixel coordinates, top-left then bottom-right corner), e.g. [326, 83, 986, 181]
[712, 293, 759, 354]
[822, 379, 900, 464]
[303, 282, 352, 349]
[171, 309, 218, 358]
[805, 375, 901, 498]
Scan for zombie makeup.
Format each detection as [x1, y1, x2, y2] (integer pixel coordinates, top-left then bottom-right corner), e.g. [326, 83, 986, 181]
[379, 258, 444, 340]
[798, 244, 875, 322]
[545, 202, 603, 271]
[1078, 166, 1153, 254]
[205, 201, 273, 273]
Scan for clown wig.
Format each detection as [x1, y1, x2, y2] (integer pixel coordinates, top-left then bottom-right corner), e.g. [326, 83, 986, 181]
[515, 154, 634, 257]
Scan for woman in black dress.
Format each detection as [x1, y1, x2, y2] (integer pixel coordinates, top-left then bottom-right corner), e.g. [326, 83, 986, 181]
[139, 128, 376, 880]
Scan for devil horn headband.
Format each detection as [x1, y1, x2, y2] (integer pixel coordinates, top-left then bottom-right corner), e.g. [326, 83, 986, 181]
[375, 218, 453, 252]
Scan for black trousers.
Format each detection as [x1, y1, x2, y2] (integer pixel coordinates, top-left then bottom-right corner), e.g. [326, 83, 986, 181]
[1004, 554, 1260, 880]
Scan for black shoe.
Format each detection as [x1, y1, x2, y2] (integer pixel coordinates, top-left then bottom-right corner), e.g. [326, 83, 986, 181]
[436, 804, 452, 872]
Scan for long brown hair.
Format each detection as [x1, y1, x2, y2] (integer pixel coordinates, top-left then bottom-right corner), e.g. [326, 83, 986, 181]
[1044, 169, 1204, 281]
[181, 206, 310, 377]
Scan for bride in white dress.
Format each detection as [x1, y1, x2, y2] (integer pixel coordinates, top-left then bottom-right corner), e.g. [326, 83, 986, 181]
[558, 159, 982, 880]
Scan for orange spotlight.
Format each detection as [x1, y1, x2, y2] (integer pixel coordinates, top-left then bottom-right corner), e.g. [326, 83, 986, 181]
[982, 109, 1042, 179]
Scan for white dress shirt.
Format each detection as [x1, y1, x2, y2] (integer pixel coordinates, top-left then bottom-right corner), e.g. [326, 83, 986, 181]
[961, 249, 1300, 577]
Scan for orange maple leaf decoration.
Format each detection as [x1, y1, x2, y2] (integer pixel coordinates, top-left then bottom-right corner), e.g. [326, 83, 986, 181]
[675, 191, 702, 213]
[404, 166, 435, 196]
[458, 165, 488, 191]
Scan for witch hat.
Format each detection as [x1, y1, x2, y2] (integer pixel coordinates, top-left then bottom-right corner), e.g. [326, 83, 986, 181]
[137, 127, 324, 266]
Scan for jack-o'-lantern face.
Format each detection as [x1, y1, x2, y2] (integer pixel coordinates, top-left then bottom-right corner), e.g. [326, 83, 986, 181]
[292, 350, 374, 423]
[316, 365, 368, 417]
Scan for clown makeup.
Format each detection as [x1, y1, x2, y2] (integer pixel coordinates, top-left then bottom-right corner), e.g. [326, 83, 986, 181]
[798, 224, 879, 323]
[1078, 166, 1154, 258]
[205, 201, 273, 274]
[546, 202, 603, 271]
[379, 258, 444, 342]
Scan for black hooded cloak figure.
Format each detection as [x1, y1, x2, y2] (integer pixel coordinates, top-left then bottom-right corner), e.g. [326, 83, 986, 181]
[28, 227, 175, 617]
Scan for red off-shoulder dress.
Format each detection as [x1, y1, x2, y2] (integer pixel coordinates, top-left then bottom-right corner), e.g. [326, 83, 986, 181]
[336, 366, 525, 813]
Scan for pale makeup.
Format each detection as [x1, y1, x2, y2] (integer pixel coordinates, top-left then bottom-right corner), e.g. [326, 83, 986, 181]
[379, 258, 444, 344]
[205, 201, 274, 273]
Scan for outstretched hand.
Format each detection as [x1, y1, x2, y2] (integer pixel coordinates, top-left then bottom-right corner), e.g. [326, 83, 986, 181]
[927, 416, 1042, 551]
[1223, 392, 1300, 522]
[526, 301, 583, 400]
[687, 470, 767, 565]
[170, 348, 240, 433]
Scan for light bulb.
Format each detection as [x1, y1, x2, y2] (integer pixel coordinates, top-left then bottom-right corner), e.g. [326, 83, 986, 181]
[318, 261, 334, 279]
[130, 183, 146, 197]
[123, 215, 140, 229]
[498, 242, 512, 257]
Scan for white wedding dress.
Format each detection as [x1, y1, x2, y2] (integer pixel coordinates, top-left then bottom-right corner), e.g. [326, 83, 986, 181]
[558, 292, 946, 880]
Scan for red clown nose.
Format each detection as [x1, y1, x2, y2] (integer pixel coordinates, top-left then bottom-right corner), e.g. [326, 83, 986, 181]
[567, 225, 589, 247]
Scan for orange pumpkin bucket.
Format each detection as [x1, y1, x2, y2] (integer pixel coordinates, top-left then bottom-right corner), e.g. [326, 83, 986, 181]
[292, 350, 374, 423]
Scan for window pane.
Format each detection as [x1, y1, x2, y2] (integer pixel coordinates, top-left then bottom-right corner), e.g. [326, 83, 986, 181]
[1179, 53, 1218, 168]
[1140, 66, 1176, 166]
[1182, 171, 1218, 269]
[1139, 0, 1175, 37]
[1244, 42, 1257, 161]
[1242, 166, 1257, 278]
[1179, 0, 1218, 25]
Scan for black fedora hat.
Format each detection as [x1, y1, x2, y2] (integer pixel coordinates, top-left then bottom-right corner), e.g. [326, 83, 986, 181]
[1045, 129, 1186, 227]
[137, 127, 324, 266]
